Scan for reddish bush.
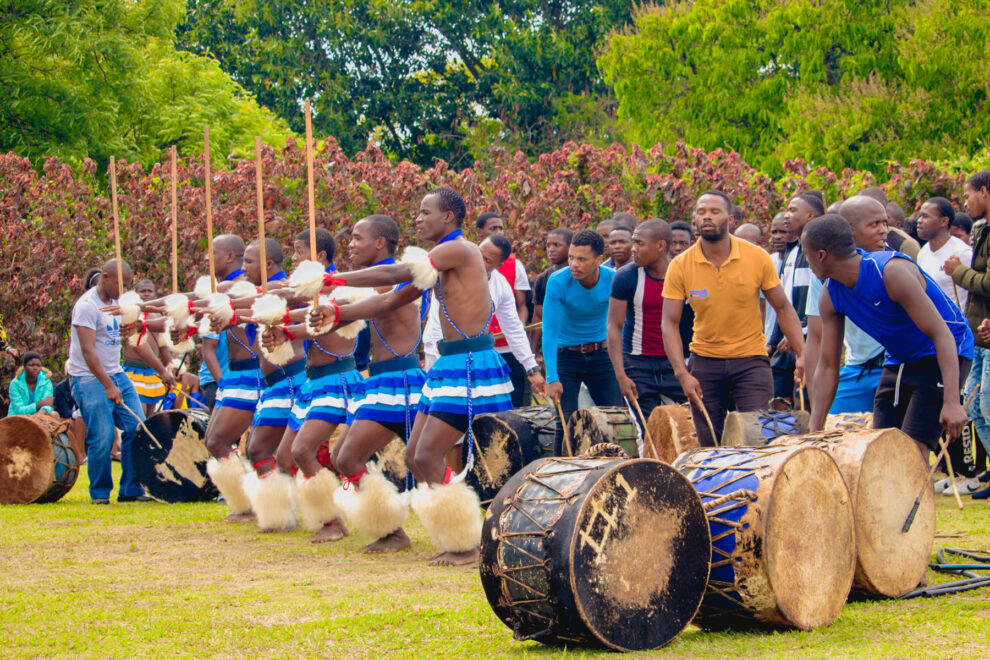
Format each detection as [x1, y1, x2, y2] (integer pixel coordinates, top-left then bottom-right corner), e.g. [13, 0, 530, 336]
[0, 140, 970, 379]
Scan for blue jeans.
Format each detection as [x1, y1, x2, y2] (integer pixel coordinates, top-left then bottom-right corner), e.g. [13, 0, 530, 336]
[964, 346, 990, 454]
[555, 348, 622, 454]
[831, 363, 883, 414]
[70, 372, 146, 500]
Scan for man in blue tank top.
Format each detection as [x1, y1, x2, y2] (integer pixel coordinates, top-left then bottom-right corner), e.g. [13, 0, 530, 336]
[803, 215, 973, 457]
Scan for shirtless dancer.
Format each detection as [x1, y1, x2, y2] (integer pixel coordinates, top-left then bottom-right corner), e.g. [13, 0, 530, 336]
[312, 189, 513, 566]
[121, 280, 174, 416]
[266, 228, 365, 542]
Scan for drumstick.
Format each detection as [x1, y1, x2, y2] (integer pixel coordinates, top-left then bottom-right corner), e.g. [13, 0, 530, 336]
[902, 439, 951, 532]
[304, 100, 319, 307]
[204, 126, 216, 293]
[492, 322, 542, 340]
[555, 400, 572, 457]
[255, 137, 268, 294]
[170, 145, 179, 294]
[119, 400, 162, 450]
[940, 435, 965, 510]
[963, 384, 980, 410]
[168, 387, 209, 411]
[628, 397, 657, 460]
[691, 397, 718, 447]
[108, 156, 124, 297]
[798, 383, 805, 413]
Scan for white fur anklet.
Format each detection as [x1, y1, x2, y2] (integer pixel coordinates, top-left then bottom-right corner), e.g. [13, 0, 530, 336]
[334, 464, 409, 540]
[251, 470, 298, 532]
[296, 469, 343, 531]
[410, 479, 482, 553]
[206, 454, 253, 515]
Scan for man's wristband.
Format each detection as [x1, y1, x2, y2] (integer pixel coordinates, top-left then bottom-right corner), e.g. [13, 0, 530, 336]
[525, 365, 541, 377]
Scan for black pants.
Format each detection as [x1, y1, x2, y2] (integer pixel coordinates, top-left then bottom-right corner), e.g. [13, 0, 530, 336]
[624, 354, 686, 431]
[499, 350, 530, 408]
[689, 354, 773, 446]
[555, 348, 622, 454]
[202, 382, 219, 412]
[874, 356, 971, 451]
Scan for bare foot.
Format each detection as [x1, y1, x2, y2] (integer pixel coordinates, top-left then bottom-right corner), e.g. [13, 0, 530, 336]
[225, 512, 256, 523]
[364, 528, 412, 554]
[310, 519, 349, 543]
[430, 546, 480, 567]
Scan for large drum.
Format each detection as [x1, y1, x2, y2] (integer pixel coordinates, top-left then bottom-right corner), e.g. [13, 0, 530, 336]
[673, 445, 855, 630]
[480, 457, 711, 651]
[721, 408, 809, 447]
[0, 414, 80, 504]
[473, 405, 557, 465]
[566, 407, 640, 458]
[645, 404, 698, 463]
[132, 409, 218, 502]
[825, 413, 873, 432]
[773, 429, 934, 598]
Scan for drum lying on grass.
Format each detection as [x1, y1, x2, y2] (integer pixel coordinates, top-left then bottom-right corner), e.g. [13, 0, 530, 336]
[0, 414, 80, 504]
[566, 407, 640, 458]
[468, 406, 558, 502]
[132, 409, 218, 503]
[673, 444, 856, 630]
[721, 408, 809, 447]
[646, 404, 698, 463]
[773, 429, 934, 598]
[480, 457, 710, 651]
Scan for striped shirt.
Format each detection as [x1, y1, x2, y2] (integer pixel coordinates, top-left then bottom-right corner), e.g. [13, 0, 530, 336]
[610, 263, 666, 356]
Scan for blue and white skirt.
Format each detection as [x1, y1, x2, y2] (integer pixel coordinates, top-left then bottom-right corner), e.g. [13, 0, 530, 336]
[216, 359, 263, 412]
[289, 360, 366, 430]
[253, 362, 307, 428]
[354, 355, 426, 426]
[418, 346, 512, 417]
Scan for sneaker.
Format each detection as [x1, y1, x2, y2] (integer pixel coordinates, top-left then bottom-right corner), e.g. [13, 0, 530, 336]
[972, 485, 990, 500]
[934, 476, 955, 494]
[978, 471, 990, 484]
[91, 498, 110, 505]
[117, 494, 154, 503]
[956, 477, 984, 495]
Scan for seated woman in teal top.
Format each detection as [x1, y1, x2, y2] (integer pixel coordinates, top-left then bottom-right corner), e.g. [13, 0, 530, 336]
[7, 351, 57, 417]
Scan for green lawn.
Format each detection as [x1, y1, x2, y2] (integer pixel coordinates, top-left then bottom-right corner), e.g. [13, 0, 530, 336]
[1, 464, 988, 658]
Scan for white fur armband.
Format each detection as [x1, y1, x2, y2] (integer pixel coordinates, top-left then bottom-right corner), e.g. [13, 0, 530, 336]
[227, 281, 257, 299]
[118, 290, 143, 327]
[251, 294, 288, 326]
[194, 275, 213, 301]
[164, 293, 192, 326]
[260, 339, 296, 366]
[162, 318, 195, 356]
[400, 246, 438, 290]
[206, 293, 234, 325]
[288, 260, 327, 300]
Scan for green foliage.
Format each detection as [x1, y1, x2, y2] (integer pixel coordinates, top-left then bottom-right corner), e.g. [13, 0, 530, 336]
[0, 0, 290, 170]
[600, 0, 990, 175]
[176, 0, 636, 167]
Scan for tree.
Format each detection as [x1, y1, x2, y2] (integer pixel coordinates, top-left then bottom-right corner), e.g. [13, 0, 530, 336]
[599, 0, 990, 174]
[176, 0, 636, 167]
[0, 0, 290, 169]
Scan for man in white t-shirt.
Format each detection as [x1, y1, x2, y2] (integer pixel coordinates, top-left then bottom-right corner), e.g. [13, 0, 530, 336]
[67, 260, 152, 504]
[916, 196, 972, 311]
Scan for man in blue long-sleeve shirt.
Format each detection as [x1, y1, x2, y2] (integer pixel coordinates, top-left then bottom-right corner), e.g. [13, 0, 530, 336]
[543, 229, 622, 453]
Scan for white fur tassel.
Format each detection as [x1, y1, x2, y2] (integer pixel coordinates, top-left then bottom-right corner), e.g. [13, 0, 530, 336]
[334, 319, 366, 340]
[194, 275, 213, 301]
[164, 293, 191, 326]
[334, 464, 409, 540]
[118, 290, 143, 326]
[251, 470, 298, 532]
[329, 287, 374, 339]
[197, 314, 213, 337]
[206, 455, 253, 515]
[410, 480, 482, 553]
[296, 469, 343, 531]
[227, 280, 257, 298]
[305, 296, 333, 337]
[289, 260, 328, 300]
[251, 294, 288, 325]
[206, 292, 234, 325]
[400, 246, 438, 290]
[260, 337, 296, 366]
[162, 318, 195, 356]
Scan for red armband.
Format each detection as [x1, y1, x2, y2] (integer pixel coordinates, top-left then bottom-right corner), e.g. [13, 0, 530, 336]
[323, 274, 347, 287]
[284, 327, 296, 341]
[332, 302, 340, 326]
[184, 326, 198, 339]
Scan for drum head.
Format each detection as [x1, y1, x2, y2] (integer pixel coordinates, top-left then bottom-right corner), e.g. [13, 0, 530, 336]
[0, 416, 55, 504]
[851, 431, 934, 597]
[764, 446, 855, 630]
[568, 460, 710, 651]
[466, 422, 525, 504]
[132, 410, 217, 503]
[34, 430, 80, 504]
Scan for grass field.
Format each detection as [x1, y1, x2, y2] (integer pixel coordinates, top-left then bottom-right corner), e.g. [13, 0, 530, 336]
[2, 464, 989, 658]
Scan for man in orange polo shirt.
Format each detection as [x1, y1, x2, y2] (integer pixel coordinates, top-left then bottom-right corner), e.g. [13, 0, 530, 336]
[661, 190, 806, 446]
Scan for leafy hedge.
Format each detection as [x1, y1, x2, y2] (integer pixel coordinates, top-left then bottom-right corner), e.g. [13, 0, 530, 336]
[0, 139, 971, 379]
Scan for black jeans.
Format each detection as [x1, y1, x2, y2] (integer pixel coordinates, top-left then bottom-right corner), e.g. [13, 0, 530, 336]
[202, 382, 219, 412]
[689, 354, 773, 447]
[555, 348, 622, 454]
[499, 350, 531, 408]
[624, 354, 686, 431]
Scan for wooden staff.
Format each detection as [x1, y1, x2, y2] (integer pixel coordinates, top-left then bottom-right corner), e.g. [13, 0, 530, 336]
[555, 400, 572, 457]
[691, 396, 719, 447]
[903, 438, 952, 532]
[939, 435, 965, 510]
[304, 100, 319, 306]
[119, 399, 161, 450]
[170, 146, 179, 293]
[108, 156, 124, 297]
[204, 127, 216, 293]
[255, 137, 268, 293]
[628, 397, 657, 460]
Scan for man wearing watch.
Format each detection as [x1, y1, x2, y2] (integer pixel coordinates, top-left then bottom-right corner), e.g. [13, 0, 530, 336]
[542, 229, 622, 454]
